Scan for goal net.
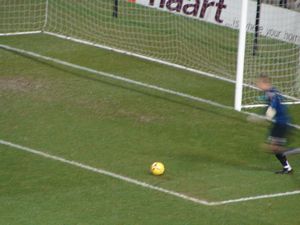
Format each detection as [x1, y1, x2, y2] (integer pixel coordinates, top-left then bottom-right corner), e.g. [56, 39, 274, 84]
[242, 0, 300, 108]
[0, 0, 46, 34]
[1, 0, 299, 109]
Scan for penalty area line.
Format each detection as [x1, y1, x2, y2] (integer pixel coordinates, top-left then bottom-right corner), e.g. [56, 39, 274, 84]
[1, 139, 300, 206]
[0, 139, 211, 206]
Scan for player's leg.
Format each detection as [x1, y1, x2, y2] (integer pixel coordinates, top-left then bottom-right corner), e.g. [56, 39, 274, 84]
[268, 123, 293, 174]
[283, 148, 300, 156]
[268, 142, 292, 174]
[282, 127, 300, 156]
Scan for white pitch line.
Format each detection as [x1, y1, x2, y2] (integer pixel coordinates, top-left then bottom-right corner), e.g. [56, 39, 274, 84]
[213, 190, 300, 205]
[0, 139, 211, 206]
[1, 139, 300, 206]
[0, 31, 41, 36]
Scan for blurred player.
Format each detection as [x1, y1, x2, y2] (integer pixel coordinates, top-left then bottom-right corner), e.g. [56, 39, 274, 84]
[256, 74, 300, 174]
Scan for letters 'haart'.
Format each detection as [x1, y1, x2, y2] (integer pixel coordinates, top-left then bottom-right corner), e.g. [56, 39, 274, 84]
[148, 0, 227, 23]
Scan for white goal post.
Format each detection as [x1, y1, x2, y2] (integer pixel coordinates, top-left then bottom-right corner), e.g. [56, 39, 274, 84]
[0, 0, 299, 110]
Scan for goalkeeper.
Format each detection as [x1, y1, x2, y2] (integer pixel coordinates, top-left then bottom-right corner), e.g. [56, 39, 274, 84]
[257, 74, 300, 174]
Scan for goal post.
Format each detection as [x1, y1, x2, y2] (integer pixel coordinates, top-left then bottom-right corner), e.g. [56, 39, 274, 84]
[236, 0, 300, 110]
[0, 0, 299, 110]
[234, 0, 248, 111]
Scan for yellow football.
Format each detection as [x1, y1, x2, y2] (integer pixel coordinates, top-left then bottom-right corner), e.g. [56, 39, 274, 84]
[150, 162, 165, 176]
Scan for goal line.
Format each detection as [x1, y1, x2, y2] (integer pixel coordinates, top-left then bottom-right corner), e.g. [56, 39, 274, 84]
[1, 31, 299, 109]
[41, 32, 300, 108]
[1, 43, 299, 130]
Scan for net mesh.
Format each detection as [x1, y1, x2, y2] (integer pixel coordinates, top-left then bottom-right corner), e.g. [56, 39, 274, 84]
[0, 0, 46, 33]
[45, 0, 239, 81]
[243, 0, 300, 106]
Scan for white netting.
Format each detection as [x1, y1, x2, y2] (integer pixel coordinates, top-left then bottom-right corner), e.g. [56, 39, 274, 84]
[242, 0, 300, 107]
[0, 0, 46, 33]
[44, 0, 240, 81]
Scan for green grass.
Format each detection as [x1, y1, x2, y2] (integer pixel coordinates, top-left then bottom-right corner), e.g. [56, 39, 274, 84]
[1, 34, 300, 225]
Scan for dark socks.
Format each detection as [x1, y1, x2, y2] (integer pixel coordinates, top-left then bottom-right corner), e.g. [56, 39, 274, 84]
[275, 153, 288, 167]
[275, 153, 292, 170]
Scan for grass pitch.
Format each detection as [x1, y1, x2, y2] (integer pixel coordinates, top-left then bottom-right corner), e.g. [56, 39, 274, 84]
[1, 34, 300, 225]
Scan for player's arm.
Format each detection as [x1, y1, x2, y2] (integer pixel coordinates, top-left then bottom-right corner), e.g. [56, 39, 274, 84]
[247, 92, 276, 123]
[265, 106, 276, 120]
[265, 95, 278, 120]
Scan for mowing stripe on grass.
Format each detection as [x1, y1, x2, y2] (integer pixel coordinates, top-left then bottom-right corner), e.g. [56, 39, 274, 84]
[1, 139, 300, 206]
[1, 43, 300, 131]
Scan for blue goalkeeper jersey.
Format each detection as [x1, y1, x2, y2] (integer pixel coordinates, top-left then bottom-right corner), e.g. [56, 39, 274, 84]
[265, 87, 289, 125]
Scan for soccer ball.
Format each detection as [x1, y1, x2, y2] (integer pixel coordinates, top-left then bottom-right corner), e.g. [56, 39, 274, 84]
[150, 162, 165, 176]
